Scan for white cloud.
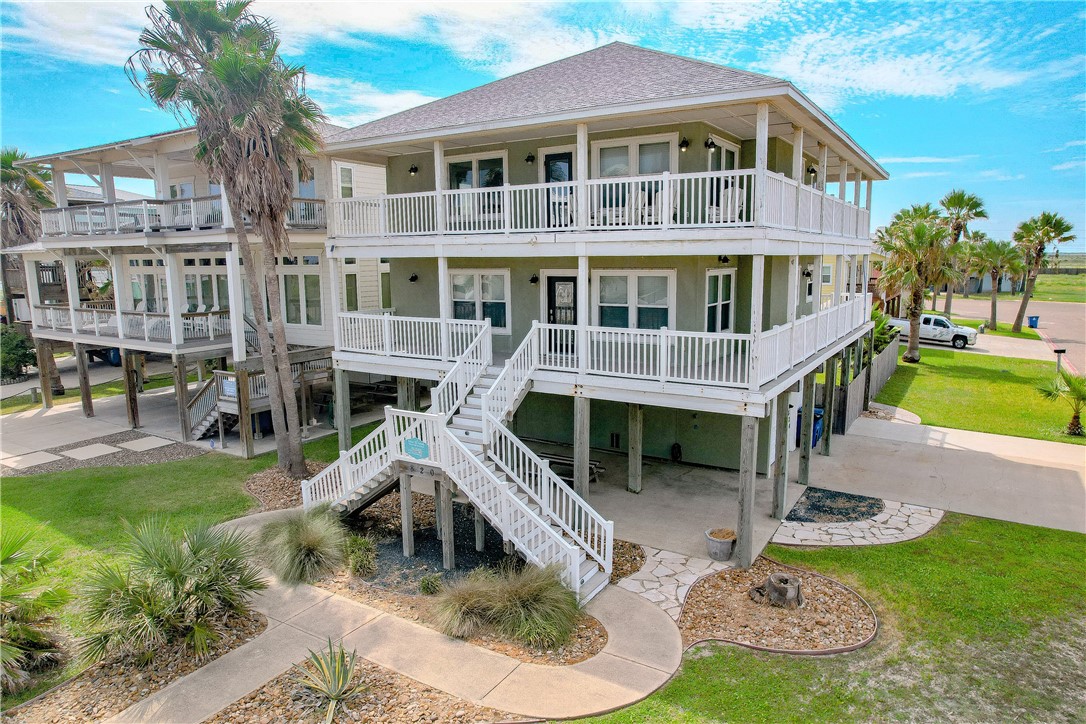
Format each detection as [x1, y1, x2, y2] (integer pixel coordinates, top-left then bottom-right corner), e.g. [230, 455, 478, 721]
[879, 155, 976, 164]
[1, 1, 150, 66]
[977, 169, 1025, 182]
[305, 74, 439, 127]
[1052, 160, 1086, 172]
[1044, 140, 1086, 153]
[898, 171, 952, 179]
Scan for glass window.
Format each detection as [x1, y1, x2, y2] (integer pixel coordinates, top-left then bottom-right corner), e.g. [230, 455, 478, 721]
[480, 273, 507, 329]
[284, 275, 301, 324]
[449, 161, 473, 190]
[478, 157, 504, 188]
[638, 142, 670, 175]
[452, 273, 476, 321]
[345, 273, 359, 312]
[216, 275, 229, 309]
[339, 167, 354, 199]
[822, 264, 832, 284]
[450, 271, 509, 331]
[208, 181, 222, 196]
[183, 258, 196, 267]
[599, 146, 629, 177]
[170, 181, 194, 199]
[304, 274, 321, 324]
[200, 275, 213, 308]
[598, 275, 629, 328]
[185, 275, 199, 311]
[636, 275, 669, 329]
[596, 271, 672, 329]
[296, 163, 316, 199]
[302, 255, 319, 265]
[706, 270, 735, 332]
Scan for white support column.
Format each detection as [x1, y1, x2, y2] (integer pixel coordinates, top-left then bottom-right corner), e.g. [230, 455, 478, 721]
[163, 253, 184, 345]
[437, 254, 451, 360]
[109, 253, 128, 339]
[220, 185, 234, 228]
[786, 255, 799, 323]
[862, 254, 872, 318]
[817, 144, 828, 192]
[225, 245, 246, 362]
[100, 162, 117, 203]
[577, 253, 588, 373]
[754, 102, 769, 226]
[62, 255, 80, 319]
[329, 256, 343, 351]
[865, 180, 873, 211]
[838, 160, 848, 201]
[853, 172, 863, 206]
[51, 166, 68, 208]
[433, 141, 447, 235]
[749, 254, 765, 390]
[576, 123, 589, 229]
[24, 258, 42, 316]
[791, 126, 805, 230]
[834, 253, 845, 305]
[152, 153, 170, 199]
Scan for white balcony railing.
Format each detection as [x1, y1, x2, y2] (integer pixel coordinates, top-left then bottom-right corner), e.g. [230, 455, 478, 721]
[337, 313, 488, 361]
[32, 304, 233, 345]
[329, 169, 870, 241]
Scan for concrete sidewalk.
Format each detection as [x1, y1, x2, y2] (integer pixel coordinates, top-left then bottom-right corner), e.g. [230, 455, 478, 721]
[108, 511, 682, 723]
[808, 417, 1086, 534]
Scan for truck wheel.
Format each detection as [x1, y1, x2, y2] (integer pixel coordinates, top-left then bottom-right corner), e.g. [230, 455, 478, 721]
[952, 336, 967, 349]
[107, 348, 122, 366]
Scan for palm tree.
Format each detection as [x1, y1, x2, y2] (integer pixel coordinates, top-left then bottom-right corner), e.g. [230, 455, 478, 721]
[1011, 212, 1076, 332]
[1038, 370, 1086, 437]
[1, 148, 53, 321]
[890, 204, 944, 310]
[969, 239, 1020, 329]
[961, 231, 990, 297]
[877, 218, 955, 363]
[128, 0, 324, 475]
[938, 189, 987, 316]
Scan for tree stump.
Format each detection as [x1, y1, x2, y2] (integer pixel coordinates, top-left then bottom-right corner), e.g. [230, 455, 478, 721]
[749, 571, 805, 609]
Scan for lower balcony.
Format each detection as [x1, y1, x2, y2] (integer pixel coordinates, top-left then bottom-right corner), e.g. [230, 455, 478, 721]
[31, 303, 234, 352]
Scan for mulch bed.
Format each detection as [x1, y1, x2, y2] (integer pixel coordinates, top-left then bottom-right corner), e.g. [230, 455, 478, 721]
[610, 540, 646, 583]
[1, 430, 206, 477]
[245, 460, 329, 511]
[786, 487, 885, 523]
[678, 558, 876, 652]
[205, 658, 518, 724]
[2, 612, 267, 723]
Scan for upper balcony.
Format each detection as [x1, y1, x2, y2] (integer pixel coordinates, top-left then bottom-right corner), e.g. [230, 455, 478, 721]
[328, 168, 869, 242]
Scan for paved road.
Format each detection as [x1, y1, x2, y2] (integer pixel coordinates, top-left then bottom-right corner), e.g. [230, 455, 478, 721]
[948, 297, 1084, 373]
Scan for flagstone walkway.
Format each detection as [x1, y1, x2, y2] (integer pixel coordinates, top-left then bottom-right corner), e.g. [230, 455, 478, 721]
[771, 500, 944, 546]
[106, 510, 683, 723]
[616, 546, 733, 620]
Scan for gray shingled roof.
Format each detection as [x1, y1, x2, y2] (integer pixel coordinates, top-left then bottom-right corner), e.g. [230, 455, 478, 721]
[329, 43, 786, 144]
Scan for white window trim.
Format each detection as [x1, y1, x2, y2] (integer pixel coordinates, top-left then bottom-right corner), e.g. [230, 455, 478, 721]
[590, 269, 677, 329]
[706, 134, 741, 171]
[590, 132, 680, 179]
[445, 150, 510, 190]
[535, 144, 576, 184]
[449, 268, 512, 335]
[705, 267, 737, 332]
[279, 255, 325, 328]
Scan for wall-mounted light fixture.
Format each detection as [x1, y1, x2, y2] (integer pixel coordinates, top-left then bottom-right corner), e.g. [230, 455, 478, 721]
[525, 153, 536, 165]
[408, 273, 419, 283]
[717, 255, 730, 265]
[705, 138, 717, 152]
[408, 164, 419, 176]
[802, 266, 813, 279]
[806, 164, 818, 184]
[529, 274, 539, 284]
[678, 137, 690, 153]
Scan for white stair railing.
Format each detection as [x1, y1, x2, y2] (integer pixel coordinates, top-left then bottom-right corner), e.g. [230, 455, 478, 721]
[302, 420, 393, 509]
[428, 321, 492, 420]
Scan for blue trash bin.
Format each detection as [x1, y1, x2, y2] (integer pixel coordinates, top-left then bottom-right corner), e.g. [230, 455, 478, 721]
[795, 407, 825, 448]
[1027, 315, 1040, 329]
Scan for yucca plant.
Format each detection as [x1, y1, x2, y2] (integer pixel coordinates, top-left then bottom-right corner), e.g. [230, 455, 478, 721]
[1, 529, 71, 694]
[1039, 370, 1086, 436]
[81, 518, 266, 664]
[293, 639, 366, 724]
[259, 506, 346, 584]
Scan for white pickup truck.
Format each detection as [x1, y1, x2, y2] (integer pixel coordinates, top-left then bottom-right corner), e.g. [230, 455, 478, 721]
[887, 314, 978, 349]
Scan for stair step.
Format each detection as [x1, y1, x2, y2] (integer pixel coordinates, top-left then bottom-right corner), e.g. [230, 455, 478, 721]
[578, 557, 600, 583]
[580, 568, 610, 602]
[450, 417, 483, 431]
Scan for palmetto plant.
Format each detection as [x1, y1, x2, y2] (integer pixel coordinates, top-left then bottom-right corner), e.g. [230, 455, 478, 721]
[939, 189, 987, 315]
[293, 639, 367, 724]
[1039, 370, 1086, 437]
[1011, 212, 1076, 332]
[1, 529, 71, 694]
[81, 519, 266, 664]
[969, 239, 1021, 329]
[127, 0, 324, 477]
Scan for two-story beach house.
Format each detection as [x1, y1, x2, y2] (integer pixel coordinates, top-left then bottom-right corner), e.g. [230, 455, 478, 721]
[300, 43, 886, 602]
[16, 123, 385, 456]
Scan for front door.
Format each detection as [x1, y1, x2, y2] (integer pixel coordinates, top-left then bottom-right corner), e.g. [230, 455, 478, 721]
[544, 152, 574, 228]
[547, 276, 576, 325]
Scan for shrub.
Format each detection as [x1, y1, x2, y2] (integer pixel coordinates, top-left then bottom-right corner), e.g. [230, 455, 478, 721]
[1, 529, 71, 694]
[418, 573, 443, 596]
[293, 639, 367, 724]
[259, 507, 346, 584]
[81, 519, 266, 664]
[344, 535, 377, 578]
[0, 327, 35, 380]
[431, 563, 579, 648]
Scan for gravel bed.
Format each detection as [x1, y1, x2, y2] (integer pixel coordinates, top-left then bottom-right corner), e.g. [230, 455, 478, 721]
[610, 539, 646, 583]
[3, 612, 267, 723]
[206, 657, 517, 724]
[245, 460, 329, 511]
[679, 558, 876, 651]
[1, 430, 206, 477]
[786, 486, 885, 523]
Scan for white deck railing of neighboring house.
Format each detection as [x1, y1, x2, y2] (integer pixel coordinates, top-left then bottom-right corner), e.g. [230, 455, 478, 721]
[329, 169, 871, 240]
[32, 304, 233, 345]
[40, 198, 327, 236]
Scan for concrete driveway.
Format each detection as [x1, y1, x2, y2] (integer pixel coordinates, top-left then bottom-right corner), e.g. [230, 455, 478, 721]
[949, 297, 1085, 373]
[808, 416, 1086, 534]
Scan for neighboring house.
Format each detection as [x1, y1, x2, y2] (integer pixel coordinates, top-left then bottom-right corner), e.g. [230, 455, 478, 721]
[303, 42, 886, 600]
[15, 124, 386, 455]
[820, 250, 900, 316]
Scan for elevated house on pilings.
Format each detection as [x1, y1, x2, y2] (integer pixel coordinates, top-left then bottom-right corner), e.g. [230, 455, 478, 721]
[14, 124, 388, 456]
[301, 43, 887, 603]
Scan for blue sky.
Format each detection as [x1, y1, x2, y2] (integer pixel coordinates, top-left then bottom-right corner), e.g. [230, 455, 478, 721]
[2, 0, 1084, 249]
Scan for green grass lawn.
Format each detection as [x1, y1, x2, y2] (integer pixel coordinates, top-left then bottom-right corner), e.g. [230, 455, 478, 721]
[584, 514, 1086, 722]
[0, 419, 378, 707]
[0, 371, 191, 416]
[874, 347, 1084, 445]
[951, 316, 1041, 340]
[1010, 274, 1086, 303]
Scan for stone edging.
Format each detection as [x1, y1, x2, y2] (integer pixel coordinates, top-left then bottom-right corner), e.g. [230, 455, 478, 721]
[676, 556, 879, 657]
[772, 500, 944, 547]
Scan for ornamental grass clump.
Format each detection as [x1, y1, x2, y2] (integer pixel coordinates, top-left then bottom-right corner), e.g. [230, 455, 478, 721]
[293, 639, 367, 724]
[343, 534, 377, 578]
[432, 563, 579, 648]
[259, 506, 346, 584]
[81, 518, 266, 665]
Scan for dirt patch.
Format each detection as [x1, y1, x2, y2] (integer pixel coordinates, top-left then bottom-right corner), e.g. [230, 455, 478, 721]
[610, 539, 646, 584]
[205, 657, 517, 724]
[3, 612, 266, 723]
[245, 460, 328, 511]
[679, 558, 876, 652]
